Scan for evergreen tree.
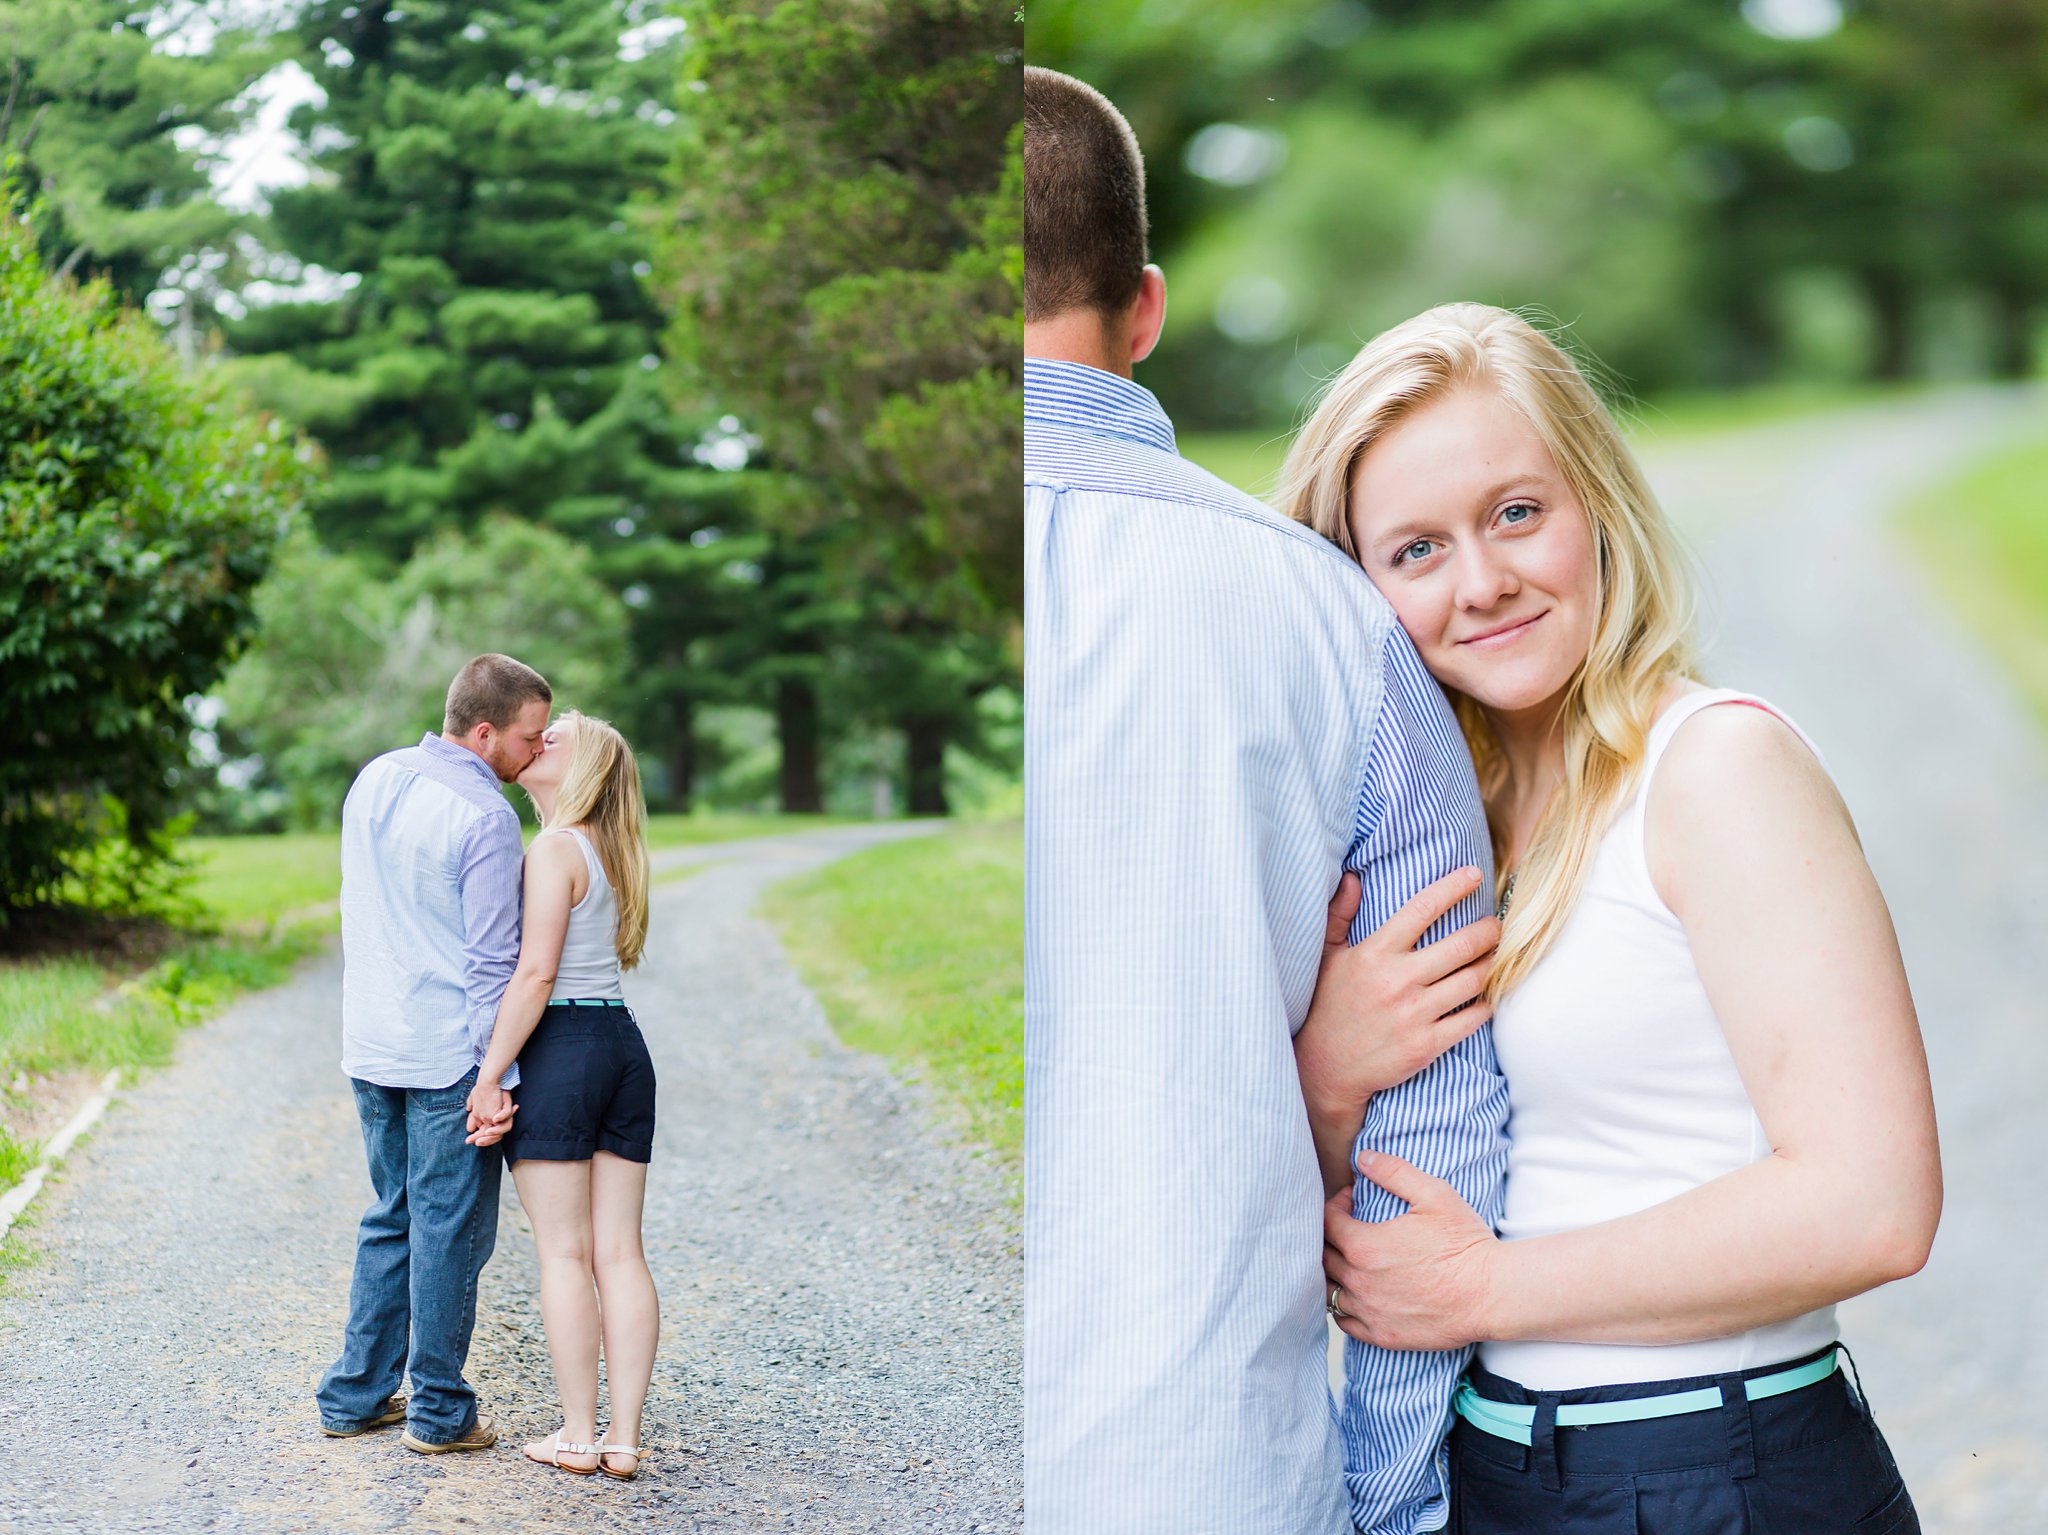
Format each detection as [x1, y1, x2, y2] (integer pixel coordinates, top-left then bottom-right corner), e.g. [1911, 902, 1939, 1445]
[0, 0, 274, 307]
[221, 0, 767, 808]
[658, 0, 1023, 813]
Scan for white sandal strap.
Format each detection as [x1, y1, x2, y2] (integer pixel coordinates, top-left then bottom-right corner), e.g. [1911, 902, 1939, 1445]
[554, 1440, 602, 1458]
[600, 1443, 645, 1455]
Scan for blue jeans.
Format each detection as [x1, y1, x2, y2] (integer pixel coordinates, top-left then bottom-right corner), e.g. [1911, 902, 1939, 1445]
[315, 1068, 502, 1443]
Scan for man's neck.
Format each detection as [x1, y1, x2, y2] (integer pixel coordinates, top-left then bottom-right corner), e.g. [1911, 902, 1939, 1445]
[1024, 313, 1131, 379]
[440, 731, 489, 765]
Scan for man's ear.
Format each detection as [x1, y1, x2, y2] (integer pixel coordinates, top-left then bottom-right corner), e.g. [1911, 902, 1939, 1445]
[1126, 265, 1167, 366]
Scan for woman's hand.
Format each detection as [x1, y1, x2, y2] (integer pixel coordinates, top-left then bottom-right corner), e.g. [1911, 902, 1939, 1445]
[1296, 867, 1498, 1192]
[1298, 867, 1497, 1106]
[1324, 1148, 1499, 1352]
[465, 1079, 515, 1147]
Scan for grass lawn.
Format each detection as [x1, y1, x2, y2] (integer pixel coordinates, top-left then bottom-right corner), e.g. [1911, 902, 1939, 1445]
[0, 923, 326, 1186]
[762, 822, 1022, 1166]
[1900, 431, 2048, 728]
[184, 813, 866, 926]
[186, 832, 347, 924]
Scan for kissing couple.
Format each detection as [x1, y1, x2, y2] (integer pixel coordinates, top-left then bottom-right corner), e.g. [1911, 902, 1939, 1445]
[1023, 69, 1940, 1535]
[314, 653, 662, 1480]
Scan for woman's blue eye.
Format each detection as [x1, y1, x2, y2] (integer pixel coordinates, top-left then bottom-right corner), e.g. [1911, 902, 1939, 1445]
[1394, 539, 1435, 565]
[1499, 502, 1537, 525]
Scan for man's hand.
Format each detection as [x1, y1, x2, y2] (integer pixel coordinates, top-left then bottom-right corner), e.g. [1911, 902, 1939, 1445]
[1324, 1149, 1498, 1352]
[1296, 867, 1497, 1116]
[465, 1079, 516, 1148]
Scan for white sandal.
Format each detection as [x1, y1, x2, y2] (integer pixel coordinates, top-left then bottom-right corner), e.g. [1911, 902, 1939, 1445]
[598, 1441, 647, 1480]
[524, 1435, 602, 1475]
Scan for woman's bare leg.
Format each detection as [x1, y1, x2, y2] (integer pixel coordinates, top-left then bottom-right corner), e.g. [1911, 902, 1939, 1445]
[590, 1150, 659, 1465]
[510, 1157, 601, 1469]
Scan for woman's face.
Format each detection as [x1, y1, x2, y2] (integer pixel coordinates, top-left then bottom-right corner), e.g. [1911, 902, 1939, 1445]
[517, 716, 578, 791]
[1346, 385, 1599, 722]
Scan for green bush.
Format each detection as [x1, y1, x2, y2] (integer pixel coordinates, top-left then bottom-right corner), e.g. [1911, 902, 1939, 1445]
[0, 199, 313, 916]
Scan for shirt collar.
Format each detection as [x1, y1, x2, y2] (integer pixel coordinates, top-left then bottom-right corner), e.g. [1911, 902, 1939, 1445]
[1024, 357, 1178, 456]
[418, 732, 501, 788]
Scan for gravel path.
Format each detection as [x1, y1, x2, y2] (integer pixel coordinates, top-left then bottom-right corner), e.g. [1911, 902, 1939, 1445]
[0, 820, 1020, 1535]
[1635, 386, 2048, 1535]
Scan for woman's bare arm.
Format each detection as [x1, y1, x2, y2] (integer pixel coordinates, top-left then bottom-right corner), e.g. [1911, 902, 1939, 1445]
[1324, 706, 1941, 1349]
[466, 832, 583, 1141]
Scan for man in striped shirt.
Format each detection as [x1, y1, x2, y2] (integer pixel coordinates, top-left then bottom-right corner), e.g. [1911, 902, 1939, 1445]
[316, 654, 549, 1454]
[1023, 69, 1510, 1535]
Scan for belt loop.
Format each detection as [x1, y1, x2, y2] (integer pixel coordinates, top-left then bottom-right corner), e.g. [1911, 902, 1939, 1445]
[1720, 1376, 1758, 1480]
[1835, 1344, 1868, 1413]
[1531, 1398, 1563, 1494]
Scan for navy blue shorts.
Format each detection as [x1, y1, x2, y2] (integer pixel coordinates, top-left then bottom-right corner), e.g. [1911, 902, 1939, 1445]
[1450, 1345, 1918, 1534]
[501, 1003, 656, 1165]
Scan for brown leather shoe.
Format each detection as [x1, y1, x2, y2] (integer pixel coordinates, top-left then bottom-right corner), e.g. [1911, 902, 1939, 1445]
[401, 1415, 499, 1454]
[320, 1397, 408, 1437]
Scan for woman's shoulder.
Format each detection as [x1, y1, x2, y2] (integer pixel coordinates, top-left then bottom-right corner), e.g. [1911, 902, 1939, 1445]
[1645, 689, 1852, 904]
[1653, 688, 1824, 788]
[524, 826, 589, 870]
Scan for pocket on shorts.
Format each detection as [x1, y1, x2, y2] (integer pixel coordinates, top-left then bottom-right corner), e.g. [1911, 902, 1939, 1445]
[1747, 1421, 1913, 1534]
[1854, 1479, 1918, 1535]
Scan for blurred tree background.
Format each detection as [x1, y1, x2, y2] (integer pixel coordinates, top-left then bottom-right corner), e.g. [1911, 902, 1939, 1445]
[3, 0, 1021, 916]
[1027, 0, 2048, 436]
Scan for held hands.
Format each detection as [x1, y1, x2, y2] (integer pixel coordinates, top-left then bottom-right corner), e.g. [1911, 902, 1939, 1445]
[464, 1078, 516, 1148]
[1324, 1149, 1499, 1353]
[1296, 867, 1499, 1114]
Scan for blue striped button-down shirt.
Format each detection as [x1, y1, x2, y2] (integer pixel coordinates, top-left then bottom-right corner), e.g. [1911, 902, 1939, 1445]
[1024, 358, 1509, 1535]
[339, 734, 523, 1090]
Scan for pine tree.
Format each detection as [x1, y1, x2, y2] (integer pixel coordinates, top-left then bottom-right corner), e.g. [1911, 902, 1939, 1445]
[0, 0, 274, 306]
[657, 0, 1023, 813]
[222, 0, 759, 808]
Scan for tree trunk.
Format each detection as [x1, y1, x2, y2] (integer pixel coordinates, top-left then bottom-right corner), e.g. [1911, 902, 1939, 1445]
[1859, 268, 1914, 382]
[902, 715, 949, 816]
[775, 676, 824, 813]
[1989, 287, 2036, 379]
[667, 694, 695, 815]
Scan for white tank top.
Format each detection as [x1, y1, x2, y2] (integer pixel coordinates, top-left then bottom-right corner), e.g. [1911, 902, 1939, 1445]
[544, 827, 625, 1004]
[1477, 688, 1840, 1389]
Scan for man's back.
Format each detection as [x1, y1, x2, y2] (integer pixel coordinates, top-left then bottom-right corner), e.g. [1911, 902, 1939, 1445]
[339, 735, 522, 1090]
[1024, 358, 1387, 1535]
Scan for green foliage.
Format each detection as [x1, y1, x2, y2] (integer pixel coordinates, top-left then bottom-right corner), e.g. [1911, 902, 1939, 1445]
[664, 0, 1022, 619]
[0, 0, 278, 308]
[217, 518, 630, 826]
[1031, 0, 2048, 429]
[763, 823, 1023, 1163]
[220, 1, 833, 812]
[0, 202, 310, 914]
[0, 1121, 35, 1189]
[658, 0, 1023, 813]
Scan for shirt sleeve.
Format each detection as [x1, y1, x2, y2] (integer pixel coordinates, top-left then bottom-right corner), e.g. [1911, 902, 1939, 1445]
[458, 808, 525, 1089]
[1337, 632, 1512, 1535]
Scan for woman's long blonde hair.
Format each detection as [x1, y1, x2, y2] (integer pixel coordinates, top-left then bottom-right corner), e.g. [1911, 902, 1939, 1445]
[1278, 303, 1699, 1000]
[544, 711, 651, 970]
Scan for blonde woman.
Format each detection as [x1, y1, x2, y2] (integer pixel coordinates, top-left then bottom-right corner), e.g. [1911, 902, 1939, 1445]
[1283, 305, 1939, 1532]
[464, 711, 658, 1481]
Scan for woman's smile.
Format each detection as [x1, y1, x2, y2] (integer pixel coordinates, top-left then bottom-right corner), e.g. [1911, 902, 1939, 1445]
[1458, 611, 1546, 649]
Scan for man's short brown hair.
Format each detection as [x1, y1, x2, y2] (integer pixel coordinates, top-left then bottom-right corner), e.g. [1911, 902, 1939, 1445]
[444, 653, 552, 736]
[1024, 67, 1149, 323]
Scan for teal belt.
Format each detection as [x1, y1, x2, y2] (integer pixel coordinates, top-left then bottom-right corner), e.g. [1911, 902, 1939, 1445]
[1453, 1349, 1842, 1446]
[554, 998, 627, 1007]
